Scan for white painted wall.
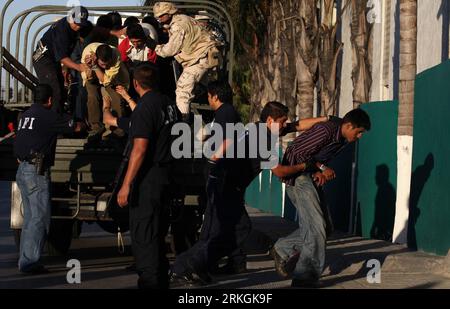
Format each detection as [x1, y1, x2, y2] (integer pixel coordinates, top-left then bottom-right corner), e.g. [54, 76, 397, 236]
[417, 0, 448, 74]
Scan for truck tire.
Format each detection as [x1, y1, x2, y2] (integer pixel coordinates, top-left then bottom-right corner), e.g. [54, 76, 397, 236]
[46, 219, 73, 256]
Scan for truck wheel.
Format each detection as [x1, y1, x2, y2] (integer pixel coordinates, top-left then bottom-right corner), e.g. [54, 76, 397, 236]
[13, 229, 21, 251]
[46, 219, 73, 256]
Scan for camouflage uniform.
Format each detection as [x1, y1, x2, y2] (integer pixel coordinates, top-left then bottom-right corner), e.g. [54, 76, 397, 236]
[154, 11, 217, 114]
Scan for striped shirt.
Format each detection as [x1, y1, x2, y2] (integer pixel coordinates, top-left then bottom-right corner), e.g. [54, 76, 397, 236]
[281, 120, 348, 186]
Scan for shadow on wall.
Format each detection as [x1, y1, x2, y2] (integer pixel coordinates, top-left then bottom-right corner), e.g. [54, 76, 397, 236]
[407, 153, 435, 250]
[370, 164, 396, 242]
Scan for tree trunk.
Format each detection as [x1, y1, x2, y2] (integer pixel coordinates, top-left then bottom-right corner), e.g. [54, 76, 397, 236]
[350, 0, 373, 108]
[295, 0, 320, 119]
[318, 0, 343, 116]
[398, 0, 417, 136]
[248, 0, 319, 121]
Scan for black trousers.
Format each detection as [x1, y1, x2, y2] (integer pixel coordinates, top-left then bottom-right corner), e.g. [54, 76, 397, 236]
[129, 167, 171, 289]
[172, 173, 252, 275]
[33, 56, 65, 114]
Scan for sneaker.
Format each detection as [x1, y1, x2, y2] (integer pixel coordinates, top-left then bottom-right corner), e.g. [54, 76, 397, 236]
[269, 247, 300, 278]
[169, 271, 199, 287]
[270, 247, 289, 278]
[186, 260, 213, 285]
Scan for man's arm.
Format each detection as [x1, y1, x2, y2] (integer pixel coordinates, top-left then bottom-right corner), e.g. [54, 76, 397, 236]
[210, 138, 233, 161]
[60, 57, 88, 73]
[281, 116, 328, 136]
[117, 138, 148, 207]
[152, 25, 184, 58]
[297, 116, 328, 131]
[94, 68, 106, 84]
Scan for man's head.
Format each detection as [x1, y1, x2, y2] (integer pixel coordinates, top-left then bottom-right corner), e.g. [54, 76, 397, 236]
[133, 63, 160, 94]
[341, 109, 371, 142]
[124, 16, 140, 28]
[153, 2, 177, 24]
[127, 24, 146, 49]
[207, 81, 233, 110]
[96, 15, 113, 29]
[78, 21, 93, 41]
[260, 101, 289, 133]
[67, 6, 89, 31]
[95, 44, 115, 70]
[142, 15, 160, 29]
[107, 11, 123, 30]
[34, 84, 53, 108]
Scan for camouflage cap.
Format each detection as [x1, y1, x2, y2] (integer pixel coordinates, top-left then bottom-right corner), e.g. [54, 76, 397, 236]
[153, 2, 178, 18]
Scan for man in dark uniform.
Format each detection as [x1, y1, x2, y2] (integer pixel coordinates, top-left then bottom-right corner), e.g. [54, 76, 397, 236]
[33, 6, 90, 114]
[14, 84, 85, 274]
[170, 81, 252, 284]
[212, 102, 330, 275]
[170, 96, 330, 284]
[116, 64, 179, 289]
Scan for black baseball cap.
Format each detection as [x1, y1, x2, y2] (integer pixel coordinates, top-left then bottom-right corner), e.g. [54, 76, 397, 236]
[67, 6, 90, 27]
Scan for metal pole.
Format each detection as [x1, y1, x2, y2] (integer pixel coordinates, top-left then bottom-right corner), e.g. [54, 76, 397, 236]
[14, 13, 32, 103]
[0, 0, 14, 102]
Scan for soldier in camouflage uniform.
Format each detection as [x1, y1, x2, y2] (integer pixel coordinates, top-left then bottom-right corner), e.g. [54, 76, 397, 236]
[146, 2, 219, 120]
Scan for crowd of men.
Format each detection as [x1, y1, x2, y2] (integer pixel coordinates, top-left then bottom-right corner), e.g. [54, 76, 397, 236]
[13, 2, 371, 289]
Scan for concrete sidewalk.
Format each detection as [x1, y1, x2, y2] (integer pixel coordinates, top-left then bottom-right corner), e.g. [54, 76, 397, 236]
[234, 207, 450, 289]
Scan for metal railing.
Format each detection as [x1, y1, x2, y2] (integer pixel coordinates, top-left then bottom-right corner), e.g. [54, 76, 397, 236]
[0, 0, 234, 107]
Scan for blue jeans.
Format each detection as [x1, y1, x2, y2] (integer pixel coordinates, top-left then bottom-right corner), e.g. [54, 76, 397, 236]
[274, 174, 326, 281]
[15, 162, 51, 271]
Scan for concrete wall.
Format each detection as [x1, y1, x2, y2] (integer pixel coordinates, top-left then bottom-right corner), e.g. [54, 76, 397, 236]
[338, 0, 450, 111]
[417, 0, 449, 74]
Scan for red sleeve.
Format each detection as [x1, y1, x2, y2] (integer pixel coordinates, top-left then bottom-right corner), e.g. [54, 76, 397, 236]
[118, 38, 130, 62]
[147, 49, 157, 64]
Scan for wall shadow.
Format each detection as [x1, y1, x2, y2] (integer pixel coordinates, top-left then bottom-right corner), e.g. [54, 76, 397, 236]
[407, 153, 434, 250]
[370, 164, 396, 241]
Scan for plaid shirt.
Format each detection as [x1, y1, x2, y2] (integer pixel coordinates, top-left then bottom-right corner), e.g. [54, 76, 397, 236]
[281, 120, 348, 186]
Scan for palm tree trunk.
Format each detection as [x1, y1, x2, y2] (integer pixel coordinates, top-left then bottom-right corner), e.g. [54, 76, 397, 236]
[295, 0, 320, 119]
[350, 0, 373, 108]
[398, 0, 417, 136]
[393, 0, 417, 244]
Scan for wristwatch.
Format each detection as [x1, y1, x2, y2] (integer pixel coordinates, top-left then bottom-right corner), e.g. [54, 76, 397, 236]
[319, 164, 328, 172]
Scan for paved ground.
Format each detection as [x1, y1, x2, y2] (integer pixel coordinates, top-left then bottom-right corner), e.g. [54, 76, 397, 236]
[1, 181, 449, 289]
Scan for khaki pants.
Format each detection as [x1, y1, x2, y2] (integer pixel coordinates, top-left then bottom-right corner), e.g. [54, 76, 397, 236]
[85, 79, 123, 132]
[176, 57, 210, 114]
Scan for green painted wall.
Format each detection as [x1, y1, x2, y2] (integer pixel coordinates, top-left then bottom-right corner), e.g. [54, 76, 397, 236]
[411, 61, 450, 256]
[357, 101, 398, 241]
[245, 169, 284, 217]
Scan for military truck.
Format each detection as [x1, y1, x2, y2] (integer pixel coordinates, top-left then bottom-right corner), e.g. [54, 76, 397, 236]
[0, 0, 234, 255]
